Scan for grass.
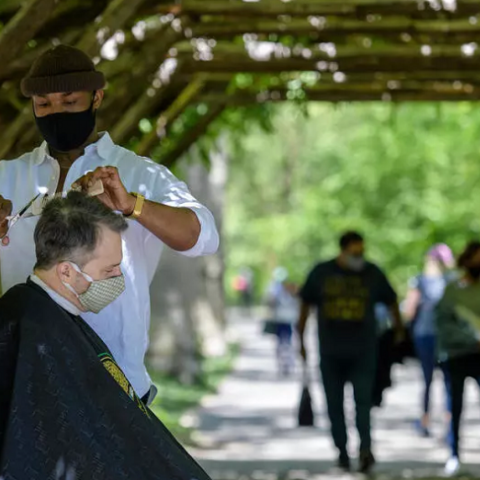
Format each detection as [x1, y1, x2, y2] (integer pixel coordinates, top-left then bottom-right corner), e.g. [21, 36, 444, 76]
[148, 343, 239, 445]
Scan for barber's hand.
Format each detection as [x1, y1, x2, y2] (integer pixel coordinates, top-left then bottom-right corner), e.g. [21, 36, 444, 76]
[72, 167, 135, 215]
[0, 195, 12, 246]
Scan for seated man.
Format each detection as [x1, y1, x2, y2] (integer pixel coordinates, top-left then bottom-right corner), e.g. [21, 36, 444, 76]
[0, 192, 211, 480]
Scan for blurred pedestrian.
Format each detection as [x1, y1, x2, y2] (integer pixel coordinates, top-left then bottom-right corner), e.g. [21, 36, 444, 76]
[297, 231, 403, 473]
[232, 267, 254, 314]
[403, 243, 455, 437]
[436, 241, 480, 476]
[266, 267, 298, 376]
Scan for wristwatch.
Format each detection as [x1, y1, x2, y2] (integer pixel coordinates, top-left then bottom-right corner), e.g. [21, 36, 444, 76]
[126, 192, 145, 220]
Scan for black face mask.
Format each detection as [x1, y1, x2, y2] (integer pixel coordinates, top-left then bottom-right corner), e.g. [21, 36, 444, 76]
[467, 266, 480, 280]
[35, 103, 96, 153]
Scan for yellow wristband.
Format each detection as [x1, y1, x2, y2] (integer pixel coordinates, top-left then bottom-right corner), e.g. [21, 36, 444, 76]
[126, 192, 145, 220]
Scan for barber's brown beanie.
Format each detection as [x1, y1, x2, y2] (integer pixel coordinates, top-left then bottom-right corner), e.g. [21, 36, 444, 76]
[21, 45, 105, 97]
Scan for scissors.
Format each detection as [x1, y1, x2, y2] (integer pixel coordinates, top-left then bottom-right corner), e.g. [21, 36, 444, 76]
[6, 193, 42, 230]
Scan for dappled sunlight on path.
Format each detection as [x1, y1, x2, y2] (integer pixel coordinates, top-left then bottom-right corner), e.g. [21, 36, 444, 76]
[187, 309, 480, 479]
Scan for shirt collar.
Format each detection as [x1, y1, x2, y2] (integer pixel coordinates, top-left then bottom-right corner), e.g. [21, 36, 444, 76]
[33, 142, 49, 165]
[33, 132, 115, 166]
[84, 132, 115, 160]
[30, 274, 82, 316]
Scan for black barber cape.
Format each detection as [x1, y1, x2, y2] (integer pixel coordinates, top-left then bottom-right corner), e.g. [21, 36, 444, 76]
[0, 280, 212, 480]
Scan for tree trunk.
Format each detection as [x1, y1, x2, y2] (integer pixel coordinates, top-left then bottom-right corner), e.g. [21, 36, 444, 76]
[148, 137, 228, 382]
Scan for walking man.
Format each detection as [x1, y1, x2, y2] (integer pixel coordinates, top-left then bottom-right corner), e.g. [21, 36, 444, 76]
[0, 45, 219, 404]
[297, 231, 403, 473]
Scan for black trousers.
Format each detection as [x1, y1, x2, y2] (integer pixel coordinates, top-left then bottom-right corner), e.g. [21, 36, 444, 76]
[443, 352, 480, 458]
[320, 352, 376, 455]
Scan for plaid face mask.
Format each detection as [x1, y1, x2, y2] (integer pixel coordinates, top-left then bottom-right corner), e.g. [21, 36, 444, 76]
[63, 262, 125, 313]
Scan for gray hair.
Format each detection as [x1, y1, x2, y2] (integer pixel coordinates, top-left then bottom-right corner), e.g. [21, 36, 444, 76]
[34, 191, 128, 270]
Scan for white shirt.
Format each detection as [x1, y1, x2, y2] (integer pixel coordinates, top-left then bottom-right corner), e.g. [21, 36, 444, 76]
[0, 133, 219, 396]
[29, 274, 82, 316]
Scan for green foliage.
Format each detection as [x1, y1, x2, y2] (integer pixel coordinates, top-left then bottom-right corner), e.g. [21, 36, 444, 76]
[132, 101, 275, 168]
[225, 102, 480, 299]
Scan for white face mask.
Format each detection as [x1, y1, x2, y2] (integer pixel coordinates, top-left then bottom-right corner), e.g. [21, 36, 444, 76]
[345, 254, 366, 272]
[63, 262, 125, 313]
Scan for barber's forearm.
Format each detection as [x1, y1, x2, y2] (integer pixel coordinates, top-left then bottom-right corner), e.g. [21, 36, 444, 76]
[134, 199, 201, 251]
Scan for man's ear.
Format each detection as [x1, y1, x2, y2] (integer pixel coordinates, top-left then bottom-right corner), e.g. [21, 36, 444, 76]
[57, 262, 74, 283]
[93, 89, 104, 110]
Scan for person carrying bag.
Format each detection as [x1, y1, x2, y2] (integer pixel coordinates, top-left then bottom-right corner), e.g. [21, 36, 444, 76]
[298, 360, 315, 427]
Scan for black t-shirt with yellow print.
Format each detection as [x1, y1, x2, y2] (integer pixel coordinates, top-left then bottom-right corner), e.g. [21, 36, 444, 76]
[300, 259, 397, 357]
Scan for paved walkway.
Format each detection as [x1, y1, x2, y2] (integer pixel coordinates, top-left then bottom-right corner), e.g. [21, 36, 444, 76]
[186, 310, 480, 479]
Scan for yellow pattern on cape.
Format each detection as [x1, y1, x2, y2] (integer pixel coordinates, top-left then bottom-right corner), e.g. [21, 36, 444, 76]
[100, 354, 150, 417]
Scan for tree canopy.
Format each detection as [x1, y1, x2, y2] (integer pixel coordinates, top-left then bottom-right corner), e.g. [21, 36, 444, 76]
[225, 101, 480, 297]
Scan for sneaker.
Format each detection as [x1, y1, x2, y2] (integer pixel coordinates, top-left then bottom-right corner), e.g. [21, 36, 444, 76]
[359, 450, 375, 474]
[414, 419, 431, 438]
[444, 456, 461, 477]
[337, 452, 351, 472]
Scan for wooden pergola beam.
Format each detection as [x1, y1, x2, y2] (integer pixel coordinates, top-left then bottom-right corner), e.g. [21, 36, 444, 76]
[153, 0, 480, 17]
[192, 16, 480, 37]
[231, 80, 480, 93]
[136, 75, 207, 157]
[201, 79, 480, 98]
[199, 89, 480, 103]
[190, 30, 480, 45]
[193, 71, 480, 83]
[154, 1, 355, 16]
[0, 0, 59, 79]
[182, 57, 480, 74]
[175, 41, 480, 61]
[158, 103, 225, 168]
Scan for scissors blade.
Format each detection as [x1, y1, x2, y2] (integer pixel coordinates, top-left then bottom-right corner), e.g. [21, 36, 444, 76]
[17, 193, 41, 218]
[8, 193, 41, 228]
